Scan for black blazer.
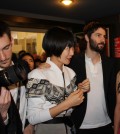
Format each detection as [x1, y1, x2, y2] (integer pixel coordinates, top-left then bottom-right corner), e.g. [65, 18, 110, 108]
[0, 95, 23, 134]
[68, 53, 116, 129]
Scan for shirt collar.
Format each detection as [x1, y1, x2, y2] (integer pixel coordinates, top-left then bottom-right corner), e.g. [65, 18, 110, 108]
[85, 53, 102, 64]
[46, 57, 64, 74]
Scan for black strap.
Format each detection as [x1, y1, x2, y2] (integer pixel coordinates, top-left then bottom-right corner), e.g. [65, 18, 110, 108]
[42, 116, 76, 134]
[16, 82, 21, 110]
[42, 116, 73, 127]
[0, 113, 6, 134]
[7, 95, 23, 134]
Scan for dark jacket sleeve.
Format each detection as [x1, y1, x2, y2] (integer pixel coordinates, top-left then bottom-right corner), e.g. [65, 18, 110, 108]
[6, 95, 23, 134]
[102, 56, 116, 125]
[0, 113, 6, 134]
[68, 54, 88, 128]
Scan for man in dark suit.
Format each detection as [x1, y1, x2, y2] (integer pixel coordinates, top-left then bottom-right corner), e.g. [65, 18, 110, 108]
[69, 21, 116, 134]
[0, 21, 35, 134]
[0, 21, 23, 134]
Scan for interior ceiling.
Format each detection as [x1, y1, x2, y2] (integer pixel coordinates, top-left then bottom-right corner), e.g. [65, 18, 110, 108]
[0, 0, 119, 24]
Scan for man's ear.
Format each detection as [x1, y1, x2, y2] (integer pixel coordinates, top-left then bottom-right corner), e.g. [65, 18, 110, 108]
[11, 37, 14, 46]
[85, 34, 89, 42]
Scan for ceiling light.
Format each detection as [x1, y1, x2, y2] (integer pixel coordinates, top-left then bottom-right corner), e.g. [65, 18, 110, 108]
[61, 0, 73, 6]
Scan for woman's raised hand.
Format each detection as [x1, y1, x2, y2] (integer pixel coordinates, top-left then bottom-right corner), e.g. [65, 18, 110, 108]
[78, 78, 90, 92]
[65, 89, 84, 108]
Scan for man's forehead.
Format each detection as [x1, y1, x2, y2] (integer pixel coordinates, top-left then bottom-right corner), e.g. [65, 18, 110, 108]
[0, 35, 11, 48]
[94, 27, 106, 32]
[93, 28, 106, 35]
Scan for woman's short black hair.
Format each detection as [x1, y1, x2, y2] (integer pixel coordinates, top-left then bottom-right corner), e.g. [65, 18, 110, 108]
[42, 27, 75, 57]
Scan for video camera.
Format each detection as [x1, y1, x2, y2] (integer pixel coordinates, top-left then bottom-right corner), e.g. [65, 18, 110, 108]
[0, 60, 30, 87]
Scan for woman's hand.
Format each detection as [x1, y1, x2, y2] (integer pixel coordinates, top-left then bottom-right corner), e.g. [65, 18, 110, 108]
[78, 78, 90, 92]
[38, 63, 51, 69]
[65, 89, 84, 108]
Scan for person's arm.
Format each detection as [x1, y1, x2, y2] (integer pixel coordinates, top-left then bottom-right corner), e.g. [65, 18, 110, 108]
[49, 76, 89, 118]
[114, 71, 120, 134]
[27, 89, 84, 125]
[49, 89, 84, 117]
[23, 124, 34, 134]
[78, 78, 90, 92]
[0, 87, 11, 123]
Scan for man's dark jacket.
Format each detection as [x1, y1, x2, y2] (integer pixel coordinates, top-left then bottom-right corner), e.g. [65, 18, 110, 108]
[68, 53, 116, 129]
[0, 95, 23, 134]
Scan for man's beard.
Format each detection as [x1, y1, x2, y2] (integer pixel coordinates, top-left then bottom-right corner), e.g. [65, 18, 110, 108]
[89, 39, 105, 53]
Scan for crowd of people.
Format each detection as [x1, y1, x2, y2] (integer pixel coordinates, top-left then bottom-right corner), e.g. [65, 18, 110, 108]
[0, 20, 120, 134]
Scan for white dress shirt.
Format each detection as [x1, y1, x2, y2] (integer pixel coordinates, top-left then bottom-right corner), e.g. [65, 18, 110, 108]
[80, 54, 111, 129]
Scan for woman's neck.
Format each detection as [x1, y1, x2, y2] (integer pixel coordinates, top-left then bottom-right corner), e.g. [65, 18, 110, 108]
[50, 56, 63, 71]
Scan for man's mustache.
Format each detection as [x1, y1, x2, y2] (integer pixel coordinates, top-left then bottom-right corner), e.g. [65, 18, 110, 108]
[98, 42, 105, 45]
[97, 43, 105, 48]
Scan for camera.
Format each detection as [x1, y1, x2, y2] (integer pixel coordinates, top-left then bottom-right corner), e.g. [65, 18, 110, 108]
[0, 60, 30, 87]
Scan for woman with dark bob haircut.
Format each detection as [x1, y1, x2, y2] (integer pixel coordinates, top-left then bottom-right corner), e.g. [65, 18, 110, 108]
[42, 27, 75, 57]
[26, 27, 89, 134]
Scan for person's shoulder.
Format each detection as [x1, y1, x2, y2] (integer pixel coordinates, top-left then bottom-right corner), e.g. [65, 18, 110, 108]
[73, 53, 84, 59]
[101, 54, 115, 62]
[71, 53, 84, 63]
[68, 53, 85, 69]
[28, 67, 50, 79]
[28, 68, 42, 78]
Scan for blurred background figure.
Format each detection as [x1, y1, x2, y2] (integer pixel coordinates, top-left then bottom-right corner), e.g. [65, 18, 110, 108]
[19, 52, 35, 71]
[74, 36, 86, 55]
[12, 52, 18, 63]
[74, 44, 80, 55]
[18, 50, 26, 58]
